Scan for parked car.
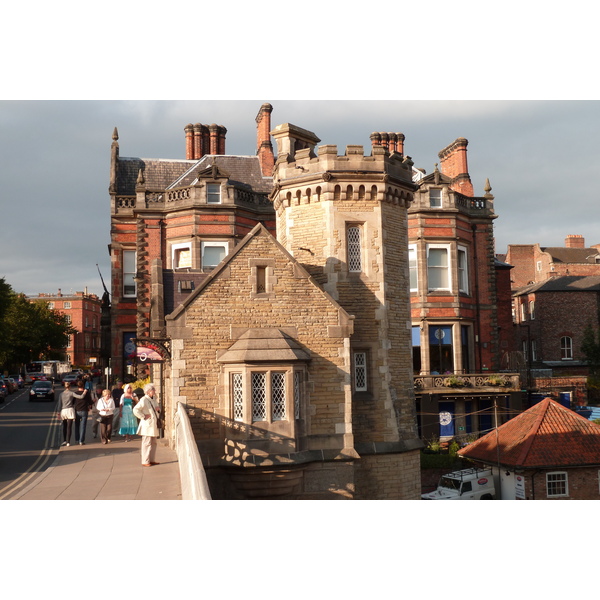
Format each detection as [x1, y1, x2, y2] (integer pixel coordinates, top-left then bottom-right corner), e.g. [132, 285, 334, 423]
[0, 377, 15, 394]
[61, 373, 79, 386]
[29, 380, 55, 402]
[0, 379, 10, 401]
[9, 374, 24, 389]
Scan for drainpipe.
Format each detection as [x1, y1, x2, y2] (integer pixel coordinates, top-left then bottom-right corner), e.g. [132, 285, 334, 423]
[472, 224, 483, 371]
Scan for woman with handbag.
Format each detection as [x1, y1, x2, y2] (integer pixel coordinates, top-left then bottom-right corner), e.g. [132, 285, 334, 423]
[132, 383, 161, 467]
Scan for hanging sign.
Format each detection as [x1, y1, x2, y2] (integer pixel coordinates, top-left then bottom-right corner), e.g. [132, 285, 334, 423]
[136, 345, 164, 363]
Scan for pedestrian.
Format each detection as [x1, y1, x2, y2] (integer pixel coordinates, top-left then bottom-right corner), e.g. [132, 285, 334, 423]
[132, 383, 161, 466]
[56, 381, 76, 446]
[96, 389, 115, 444]
[111, 380, 123, 436]
[73, 380, 93, 445]
[91, 383, 103, 438]
[118, 383, 138, 442]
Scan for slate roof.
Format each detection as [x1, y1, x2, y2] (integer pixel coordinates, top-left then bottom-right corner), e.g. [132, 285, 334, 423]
[116, 155, 272, 196]
[541, 246, 600, 264]
[514, 275, 600, 296]
[458, 397, 600, 469]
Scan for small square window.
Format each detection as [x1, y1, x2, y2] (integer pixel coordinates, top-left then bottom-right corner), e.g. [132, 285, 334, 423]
[207, 183, 221, 204]
[429, 188, 442, 208]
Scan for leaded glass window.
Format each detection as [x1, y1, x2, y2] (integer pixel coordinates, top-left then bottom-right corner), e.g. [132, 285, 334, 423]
[347, 226, 362, 272]
[271, 372, 286, 421]
[294, 371, 301, 419]
[251, 372, 267, 421]
[354, 351, 367, 391]
[232, 373, 243, 421]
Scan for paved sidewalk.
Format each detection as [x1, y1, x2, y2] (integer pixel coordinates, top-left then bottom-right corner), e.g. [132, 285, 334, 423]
[13, 419, 181, 500]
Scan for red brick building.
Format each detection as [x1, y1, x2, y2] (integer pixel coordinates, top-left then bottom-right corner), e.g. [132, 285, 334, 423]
[459, 396, 600, 500]
[29, 289, 102, 368]
[504, 234, 600, 289]
[512, 275, 600, 376]
[404, 137, 521, 442]
[108, 104, 276, 380]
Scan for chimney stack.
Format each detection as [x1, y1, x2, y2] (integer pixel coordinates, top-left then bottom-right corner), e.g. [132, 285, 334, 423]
[369, 131, 405, 155]
[565, 234, 585, 248]
[256, 103, 274, 177]
[185, 123, 226, 159]
[438, 138, 474, 196]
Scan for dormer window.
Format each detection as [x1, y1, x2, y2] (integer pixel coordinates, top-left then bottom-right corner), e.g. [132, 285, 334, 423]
[429, 188, 442, 208]
[207, 183, 221, 204]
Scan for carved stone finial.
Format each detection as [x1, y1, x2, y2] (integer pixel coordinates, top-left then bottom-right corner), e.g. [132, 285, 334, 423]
[484, 178, 492, 193]
[137, 168, 145, 185]
[112, 127, 119, 142]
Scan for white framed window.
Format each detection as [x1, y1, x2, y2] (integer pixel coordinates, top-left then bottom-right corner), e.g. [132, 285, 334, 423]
[536, 260, 542, 272]
[429, 188, 442, 208]
[457, 246, 469, 294]
[48, 302, 55, 309]
[172, 242, 192, 269]
[63, 301, 71, 309]
[561, 336, 573, 360]
[251, 371, 287, 422]
[522, 340, 528, 363]
[529, 300, 535, 320]
[201, 242, 227, 271]
[520, 302, 526, 322]
[427, 244, 450, 291]
[123, 250, 137, 297]
[546, 472, 568, 497]
[354, 351, 368, 392]
[408, 244, 418, 292]
[347, 225, 362, 272]
[206, 183, 221, 204]
[531, 339, 537, 361]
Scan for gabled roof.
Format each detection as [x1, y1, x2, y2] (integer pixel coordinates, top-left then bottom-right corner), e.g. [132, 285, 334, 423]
[165, 223, 353, 329]
[458, 397, 600, 469]
[514, 275, 600, 296]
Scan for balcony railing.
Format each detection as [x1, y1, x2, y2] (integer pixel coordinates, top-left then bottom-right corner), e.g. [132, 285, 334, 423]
[414, 373, 520, 393]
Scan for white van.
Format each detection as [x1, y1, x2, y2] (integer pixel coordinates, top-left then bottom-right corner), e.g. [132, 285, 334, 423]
[422, 467, 496, 500]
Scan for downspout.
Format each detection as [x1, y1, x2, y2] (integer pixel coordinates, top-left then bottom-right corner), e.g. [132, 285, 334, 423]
[472, 224, 483, 371]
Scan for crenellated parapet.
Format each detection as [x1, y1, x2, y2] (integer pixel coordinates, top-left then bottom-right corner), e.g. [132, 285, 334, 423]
[271, 126, 417, 215]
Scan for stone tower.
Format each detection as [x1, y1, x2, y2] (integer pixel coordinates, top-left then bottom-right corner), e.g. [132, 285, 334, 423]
[270, 123, 422, 497]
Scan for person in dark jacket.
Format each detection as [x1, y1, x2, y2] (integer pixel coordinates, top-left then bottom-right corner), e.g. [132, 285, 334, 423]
[74, 380, 93, 445]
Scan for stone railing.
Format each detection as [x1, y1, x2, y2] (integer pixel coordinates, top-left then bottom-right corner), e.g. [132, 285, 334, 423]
[414, 373, 520, 392]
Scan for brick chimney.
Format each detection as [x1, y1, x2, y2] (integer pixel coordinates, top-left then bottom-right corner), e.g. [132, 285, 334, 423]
[185, 123, 225, 159]
[438, 137, 474, 196]
[565, 234, 585, 248]
[256, 103, 274, 176]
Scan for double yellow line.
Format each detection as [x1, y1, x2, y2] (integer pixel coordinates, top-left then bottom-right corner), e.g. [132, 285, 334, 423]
[0, 411, 61, 500]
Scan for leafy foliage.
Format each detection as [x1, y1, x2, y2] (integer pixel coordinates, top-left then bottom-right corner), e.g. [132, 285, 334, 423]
[0, 278, 76, 369]
[581, 323, 600, 376]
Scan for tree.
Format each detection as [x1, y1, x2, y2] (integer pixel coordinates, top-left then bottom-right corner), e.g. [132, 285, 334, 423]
[0, 291, 76, 369]
[581, 323, 600, 376]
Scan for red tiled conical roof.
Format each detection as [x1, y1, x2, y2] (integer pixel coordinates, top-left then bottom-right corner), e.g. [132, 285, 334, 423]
[458, 397, 600, 469]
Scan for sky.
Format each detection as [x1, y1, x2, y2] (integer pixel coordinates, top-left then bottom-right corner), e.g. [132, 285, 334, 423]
[1, 98, 599, 298]
[3, 3, 598, 586]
